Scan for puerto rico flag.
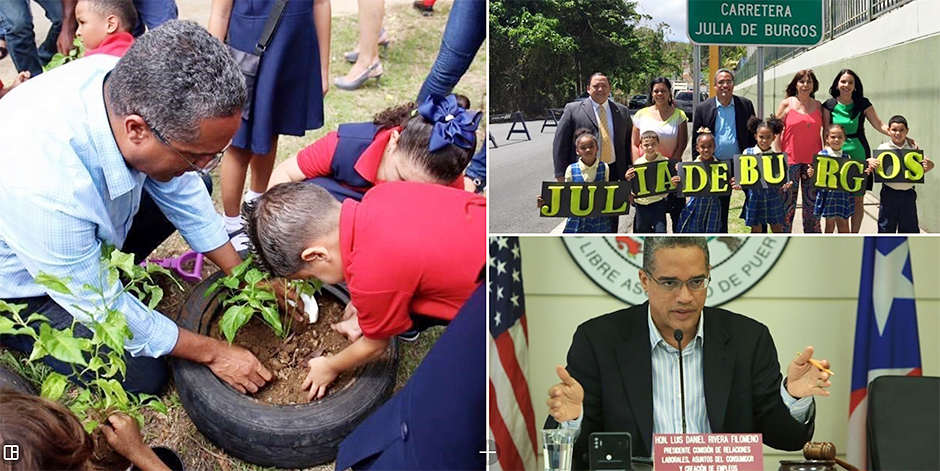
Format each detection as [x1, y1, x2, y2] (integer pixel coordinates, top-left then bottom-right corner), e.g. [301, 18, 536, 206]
[846, 237, 922, 467]
[488, 237, 538, 470]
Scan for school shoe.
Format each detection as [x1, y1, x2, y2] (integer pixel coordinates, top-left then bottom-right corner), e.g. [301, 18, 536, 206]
[398, 329, 421, 342]
[343, 29, 390, 63]
[334, 61, 383, 91]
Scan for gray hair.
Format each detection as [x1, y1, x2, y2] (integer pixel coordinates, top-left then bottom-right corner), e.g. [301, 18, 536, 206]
[245, 183, 342, 278]
[642, 237, 710, 274]
[106, 20, 246, 143]
[715, 68, 735, 82]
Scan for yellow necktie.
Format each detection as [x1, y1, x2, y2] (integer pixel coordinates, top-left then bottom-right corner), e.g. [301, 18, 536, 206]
[596, 104, 613, 163]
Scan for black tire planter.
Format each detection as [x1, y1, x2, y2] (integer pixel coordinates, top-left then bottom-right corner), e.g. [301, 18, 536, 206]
[172, 271, 398, 468]
[0, 364, 37, 395]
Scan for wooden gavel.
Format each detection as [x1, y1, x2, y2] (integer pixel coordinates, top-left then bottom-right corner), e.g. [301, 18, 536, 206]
[803, 442, 861, 471]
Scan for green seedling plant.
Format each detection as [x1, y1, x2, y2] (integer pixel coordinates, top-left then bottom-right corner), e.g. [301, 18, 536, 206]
[43, 37, 85, 72]
[0, 246, 177, 433]
[206, 255, 321, 343]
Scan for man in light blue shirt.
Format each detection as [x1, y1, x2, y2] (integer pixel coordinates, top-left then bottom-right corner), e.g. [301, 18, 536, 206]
[0, 21, 280, 395]
[547, 237, 830, 467]
[692, 69, 757, 232]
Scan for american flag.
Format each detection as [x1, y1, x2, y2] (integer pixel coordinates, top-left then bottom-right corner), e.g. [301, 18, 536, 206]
[488, 236, 538, 470]
[846, 237, 922, 467]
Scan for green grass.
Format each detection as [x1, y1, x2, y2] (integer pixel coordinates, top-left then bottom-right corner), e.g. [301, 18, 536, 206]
[206, 0, 487, 210]
[0, 349, 53, 390]
[728, 190, 748, 233]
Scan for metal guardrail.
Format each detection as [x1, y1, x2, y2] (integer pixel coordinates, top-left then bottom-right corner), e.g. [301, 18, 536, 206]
[736, 0, 915, 82]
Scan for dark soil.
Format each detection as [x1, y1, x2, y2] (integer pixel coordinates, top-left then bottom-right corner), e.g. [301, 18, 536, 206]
[208, 291, 355, 405]
[90, 430, 130, 471]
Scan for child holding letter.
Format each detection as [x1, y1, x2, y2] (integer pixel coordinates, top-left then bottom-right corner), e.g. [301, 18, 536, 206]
[812, 124, 858, 233]
[739, 116, 791, 233]
[536, 128, 612, 233]
[867, 115, 934, 233]
[626, 131, 668, 233]
[675, 128, 722, 233]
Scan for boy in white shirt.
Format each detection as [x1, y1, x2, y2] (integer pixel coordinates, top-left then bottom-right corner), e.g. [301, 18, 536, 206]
[868, 115, 934, 233]
[626, 131, 669, 233]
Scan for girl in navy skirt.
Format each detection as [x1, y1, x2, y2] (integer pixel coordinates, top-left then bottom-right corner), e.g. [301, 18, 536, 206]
[538, 129, 612, 233]
[675, 128, 722, 233]
[740, 115, 792, 233]
[209, 0, 331, 251]
[811, 124, 870, 233]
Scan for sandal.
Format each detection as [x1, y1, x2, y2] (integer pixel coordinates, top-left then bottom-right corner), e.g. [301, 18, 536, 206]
[0, 46, 8, 61]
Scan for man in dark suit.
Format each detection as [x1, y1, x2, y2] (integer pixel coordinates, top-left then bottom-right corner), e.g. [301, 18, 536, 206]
[546, 237, 831, 470]
[552, 72, 633, 232]
[692, 69, 757, 232]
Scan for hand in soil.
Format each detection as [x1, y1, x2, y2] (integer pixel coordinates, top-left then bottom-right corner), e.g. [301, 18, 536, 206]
[332, 303, 362, 342]
[208, 340, 274, 394]
[101, 414, 171, 471]
[261, 278, 304, 319]
[302, 356, 339, 401]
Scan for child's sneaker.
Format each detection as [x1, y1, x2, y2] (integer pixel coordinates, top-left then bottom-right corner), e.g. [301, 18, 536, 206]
[229, 228, 250, 260]
[398, 329, 421, 342]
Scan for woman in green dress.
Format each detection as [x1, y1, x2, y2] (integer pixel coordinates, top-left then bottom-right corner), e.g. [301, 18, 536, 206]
[822, 69, 908, 233]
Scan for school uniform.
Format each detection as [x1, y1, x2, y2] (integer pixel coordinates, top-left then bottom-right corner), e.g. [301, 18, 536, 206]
[677, 159, 722, 233]
[340, 182, 485, 339]
[295, 123, 464, 202]
[83, 32, 134, 58]
[228, 0, 325, 155]
[632, 153, 669, 233]
[740, 147, 786, 226]
[813, 148, 854, 219]
[876, 139, 921, 233]
[563, 159, 612, 233]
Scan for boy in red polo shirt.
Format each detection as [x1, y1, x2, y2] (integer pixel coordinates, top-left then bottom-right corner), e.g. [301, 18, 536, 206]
[77, 0, 137, 58]
[246, 181, 485, 401]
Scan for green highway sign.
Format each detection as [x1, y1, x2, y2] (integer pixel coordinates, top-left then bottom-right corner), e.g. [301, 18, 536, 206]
[687, 0, 824, 46]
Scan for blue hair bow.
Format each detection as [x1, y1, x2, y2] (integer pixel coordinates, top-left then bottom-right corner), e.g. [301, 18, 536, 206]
[417, 94, 482, 152]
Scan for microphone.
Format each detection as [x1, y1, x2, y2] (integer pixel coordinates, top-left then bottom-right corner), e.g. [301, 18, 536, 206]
[674, 329, 687, 435]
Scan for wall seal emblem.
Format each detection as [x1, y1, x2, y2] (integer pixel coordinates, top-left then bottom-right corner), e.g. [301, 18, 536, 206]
[562, 236, 788, 306]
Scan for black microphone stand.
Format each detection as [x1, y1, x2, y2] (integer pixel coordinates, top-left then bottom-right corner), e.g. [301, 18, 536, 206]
[674, 329, 687, 435]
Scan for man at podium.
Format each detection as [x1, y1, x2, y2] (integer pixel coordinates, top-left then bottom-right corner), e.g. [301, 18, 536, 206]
[545, 237, 832, 470]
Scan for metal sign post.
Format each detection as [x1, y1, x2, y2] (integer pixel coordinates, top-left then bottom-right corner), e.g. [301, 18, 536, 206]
[756, 46, 764, 118]
[693, 44, 701, 115]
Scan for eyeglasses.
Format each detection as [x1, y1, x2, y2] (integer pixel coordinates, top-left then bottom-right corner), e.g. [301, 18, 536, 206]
[644, 270, 711, 292]
[145, 118, 228, 177]
[716, 80, 734, 86]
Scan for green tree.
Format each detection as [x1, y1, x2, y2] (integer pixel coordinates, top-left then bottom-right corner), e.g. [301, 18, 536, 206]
[492, 0, 677, 115]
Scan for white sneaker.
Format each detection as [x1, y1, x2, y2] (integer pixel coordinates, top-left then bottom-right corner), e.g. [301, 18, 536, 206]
[229, 228, 250, 257]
